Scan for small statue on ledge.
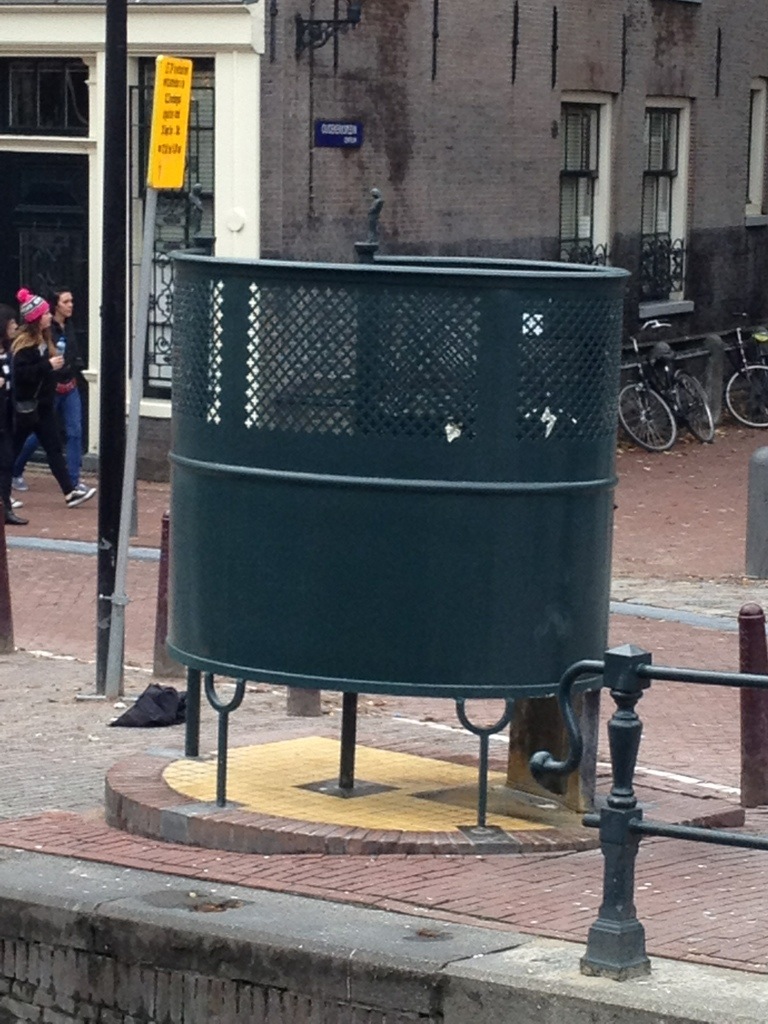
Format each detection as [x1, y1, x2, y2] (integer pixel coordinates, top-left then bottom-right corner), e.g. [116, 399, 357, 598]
[367, 187, 384, 244]
[187, 182, 204, 241]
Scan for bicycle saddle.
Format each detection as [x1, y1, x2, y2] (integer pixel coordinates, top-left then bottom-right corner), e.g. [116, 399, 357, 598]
[649, 341, 675, 365]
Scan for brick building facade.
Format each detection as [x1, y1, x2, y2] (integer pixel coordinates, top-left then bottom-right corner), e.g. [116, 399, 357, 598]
[262, 0, 768, 336]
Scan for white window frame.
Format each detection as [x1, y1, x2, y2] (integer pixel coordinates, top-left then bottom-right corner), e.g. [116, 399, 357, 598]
[639, 97, 692, 317]
[747, 78, 767, 220]
[559, 92, 612, 263]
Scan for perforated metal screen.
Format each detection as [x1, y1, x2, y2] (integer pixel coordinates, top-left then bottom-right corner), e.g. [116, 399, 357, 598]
[173, 269, 622, 445]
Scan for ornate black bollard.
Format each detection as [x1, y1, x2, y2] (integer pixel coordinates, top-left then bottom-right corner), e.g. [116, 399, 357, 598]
[580, 644, 652, 980]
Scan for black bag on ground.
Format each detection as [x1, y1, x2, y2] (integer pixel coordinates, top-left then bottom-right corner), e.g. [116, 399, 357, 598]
[110, 684, 187, 727]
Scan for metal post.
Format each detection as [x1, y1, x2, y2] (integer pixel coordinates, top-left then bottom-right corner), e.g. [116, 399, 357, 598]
[338, 692, 358, 790]
[746, 448, 768, 578]
[104, 186, 159, 697]
[286, 687, 322, 716]
[153, 511, 183, 677]
[456, 699, 515, 830]
[0, 517, 13, 653]
[739, 603, 768, 807]
[204, 674, 245, 807]
[581, 645, 652, 980]
[96, 0, 128, 693]
[185, 668, 201, 758]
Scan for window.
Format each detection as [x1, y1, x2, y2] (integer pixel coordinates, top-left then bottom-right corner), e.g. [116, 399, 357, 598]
[0, 58, 88, 135]
[640, 102, 690, 303]
[559, 97, 611, 265]
[131, 58, 215, 399]
[747, 80, 767, 217]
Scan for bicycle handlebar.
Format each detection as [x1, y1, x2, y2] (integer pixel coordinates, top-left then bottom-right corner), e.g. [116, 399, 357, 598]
[639, 319, 672, 331]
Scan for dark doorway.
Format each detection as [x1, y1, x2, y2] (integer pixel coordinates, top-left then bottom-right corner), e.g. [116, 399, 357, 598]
[0, 151, 89, 445]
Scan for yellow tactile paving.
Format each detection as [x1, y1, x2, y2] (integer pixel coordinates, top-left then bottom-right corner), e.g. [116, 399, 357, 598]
[163, 737, 550, 833]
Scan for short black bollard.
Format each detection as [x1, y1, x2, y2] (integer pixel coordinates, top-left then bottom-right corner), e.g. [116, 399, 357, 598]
[580, 645, 652, 980]
[339, 692, 358, 790]
[738, 603, 768, 807]
[153, 511, 184, 678]
[746, 448, 768, 578]
[185, 667, 201, 758]
[0, 515, 13, 654]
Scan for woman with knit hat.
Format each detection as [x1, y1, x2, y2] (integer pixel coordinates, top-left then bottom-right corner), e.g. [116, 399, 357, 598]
[11, 288, 95, 510]
[0, 306, 27, 525]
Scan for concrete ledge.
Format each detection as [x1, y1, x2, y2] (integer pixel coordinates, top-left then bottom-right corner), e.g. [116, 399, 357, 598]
[0, 852, 764, 1024]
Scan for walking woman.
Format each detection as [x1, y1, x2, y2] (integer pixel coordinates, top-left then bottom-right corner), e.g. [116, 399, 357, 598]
[0, 306, 27, 525]
[13, 285, 89, 496]
[11, 288, 95, 510]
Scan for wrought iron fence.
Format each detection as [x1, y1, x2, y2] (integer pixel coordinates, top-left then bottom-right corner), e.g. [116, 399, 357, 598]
[640, 235, 685, 301]
[559, 242, 609, 266]
[129, 66, 214, 399]
[532, 644, 768, 980]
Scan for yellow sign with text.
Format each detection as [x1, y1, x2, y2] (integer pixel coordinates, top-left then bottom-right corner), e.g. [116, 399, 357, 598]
[147, 55, 193, 190]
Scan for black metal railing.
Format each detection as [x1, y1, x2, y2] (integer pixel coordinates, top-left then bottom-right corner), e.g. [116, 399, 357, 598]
[531, 644, 768, 980]
[559, 242, 609, 266]
[640, 235, 685, 301]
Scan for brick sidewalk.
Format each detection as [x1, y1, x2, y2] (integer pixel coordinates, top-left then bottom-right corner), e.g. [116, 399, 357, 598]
[2, 428, 768, 974]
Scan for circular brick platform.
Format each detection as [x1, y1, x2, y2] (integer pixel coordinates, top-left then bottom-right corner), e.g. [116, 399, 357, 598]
[105, 753, 601, 855]
[104, 742, 745, 856]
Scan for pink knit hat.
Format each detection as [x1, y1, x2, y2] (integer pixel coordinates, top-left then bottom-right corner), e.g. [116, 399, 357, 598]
[17, 287, 49, 323]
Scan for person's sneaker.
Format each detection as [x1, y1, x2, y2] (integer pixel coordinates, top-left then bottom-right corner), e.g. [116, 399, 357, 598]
[72, 482, 90, 496]
[66, 486, 96, 509]
[10, 499, 22, 509]
[12, 476, 28, 492]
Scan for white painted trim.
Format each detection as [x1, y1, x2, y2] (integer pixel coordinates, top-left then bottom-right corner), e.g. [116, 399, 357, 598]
[140, 398, 172, 420]
[645, 97, 691, 301]
[747, 79, 767, 217]
[560, 91, 613, 256]
[0, 6, 264, 55]
[639, 300, 695, 318]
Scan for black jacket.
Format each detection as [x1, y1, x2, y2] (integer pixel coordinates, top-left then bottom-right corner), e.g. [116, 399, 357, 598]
[0, 350, 11, 431]
[50, 318, 84, 387]
[12, 343, 56, 408]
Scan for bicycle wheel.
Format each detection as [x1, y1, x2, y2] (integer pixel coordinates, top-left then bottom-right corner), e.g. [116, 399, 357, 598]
[726, 366, 768, 427]
[618, 383, 677, 451]
[675, 372, 715, 443]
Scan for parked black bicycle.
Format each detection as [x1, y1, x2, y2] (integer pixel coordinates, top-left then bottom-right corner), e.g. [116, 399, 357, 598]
[618, 320, 715, 452]
[724, 313, 768, 427]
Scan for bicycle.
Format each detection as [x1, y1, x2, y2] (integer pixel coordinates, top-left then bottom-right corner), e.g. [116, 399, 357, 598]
[724, 313, 768, 427]
[618, 320, 715, 451]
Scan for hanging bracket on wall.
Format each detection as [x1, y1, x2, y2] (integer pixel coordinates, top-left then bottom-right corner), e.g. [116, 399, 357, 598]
[295, 1, 364, 57]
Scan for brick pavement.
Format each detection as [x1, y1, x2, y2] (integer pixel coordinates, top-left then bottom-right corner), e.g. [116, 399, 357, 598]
[2, 429, 768, 973]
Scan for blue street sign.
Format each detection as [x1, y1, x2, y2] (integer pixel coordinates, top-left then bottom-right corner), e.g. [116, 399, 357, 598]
[314, 120, 364, 148]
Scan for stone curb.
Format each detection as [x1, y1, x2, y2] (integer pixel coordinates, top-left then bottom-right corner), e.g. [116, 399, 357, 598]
[0, 852, 765, 1024]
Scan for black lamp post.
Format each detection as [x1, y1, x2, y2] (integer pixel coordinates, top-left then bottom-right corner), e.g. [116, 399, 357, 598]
[96, 0, 128, 693]
[295, 1, 364, 56]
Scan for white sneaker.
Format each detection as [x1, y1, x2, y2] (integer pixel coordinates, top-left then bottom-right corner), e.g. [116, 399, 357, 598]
[66, 486, 96, 508]
[10, 499, 22, 509]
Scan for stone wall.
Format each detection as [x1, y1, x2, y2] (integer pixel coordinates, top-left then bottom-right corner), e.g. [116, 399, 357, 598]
[261, 0, 768, 335]
[0, 851, 764, 1024]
